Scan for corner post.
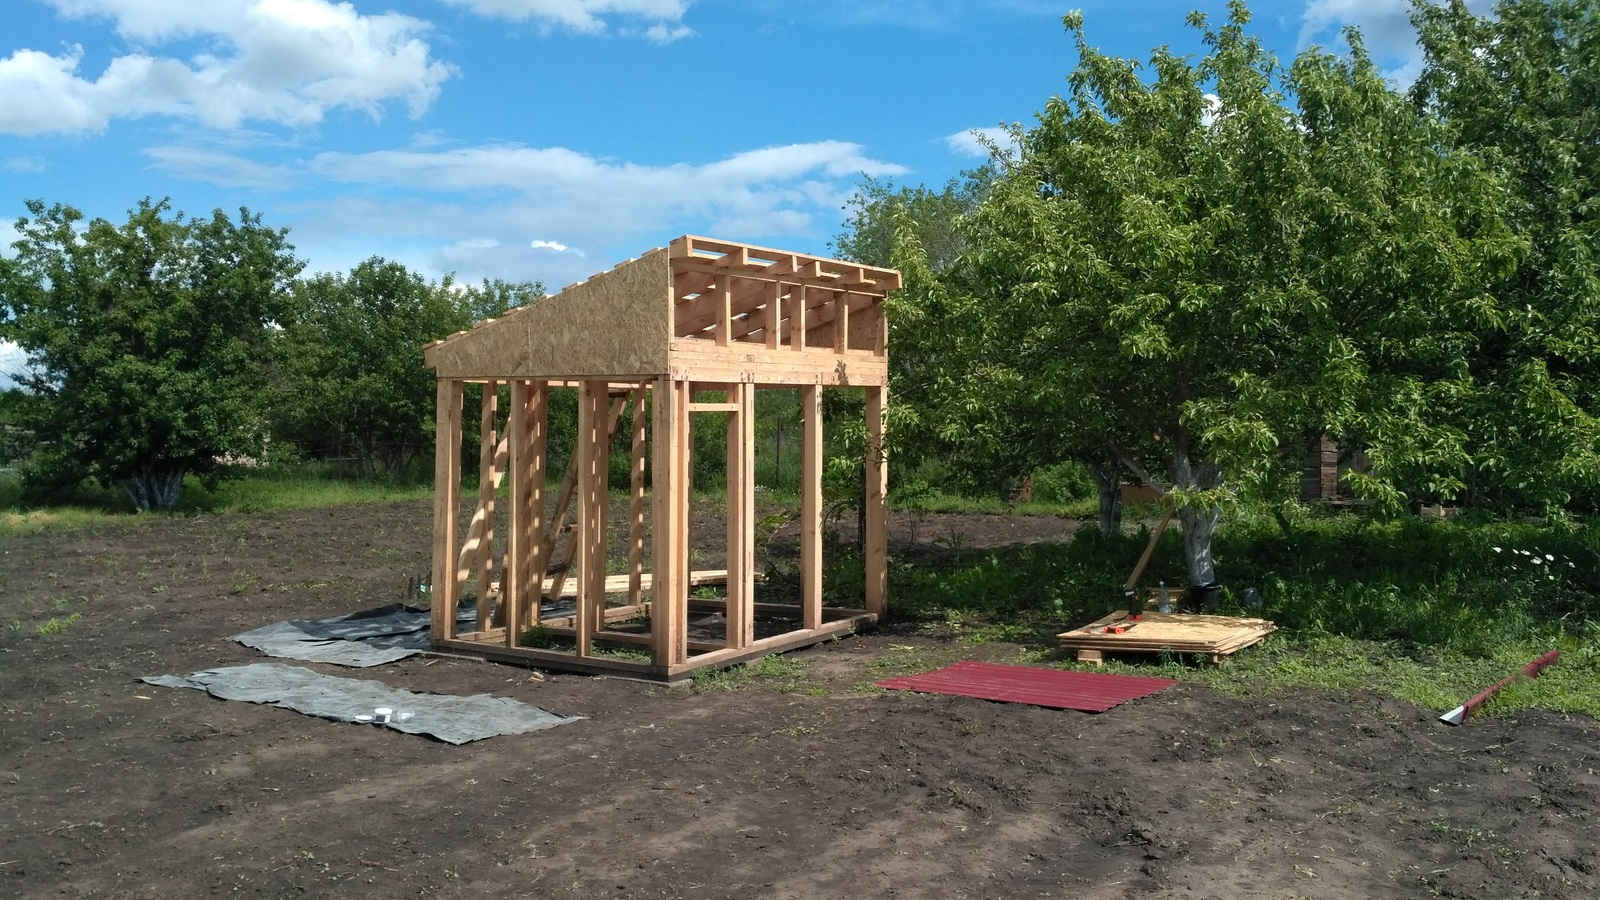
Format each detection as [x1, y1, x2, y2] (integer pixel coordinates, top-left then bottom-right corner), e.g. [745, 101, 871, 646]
[431, 379, 463, 641]
[650, 377, 688, 667]
[865, 384, 888, 617]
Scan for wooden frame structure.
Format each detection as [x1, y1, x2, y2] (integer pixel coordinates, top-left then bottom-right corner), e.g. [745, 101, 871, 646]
[423, 236, 898, 681]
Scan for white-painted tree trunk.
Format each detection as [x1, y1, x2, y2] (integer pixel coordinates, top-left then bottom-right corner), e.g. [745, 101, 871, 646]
[121, 467, 185, 511]
[1169, 452, 1221, 586]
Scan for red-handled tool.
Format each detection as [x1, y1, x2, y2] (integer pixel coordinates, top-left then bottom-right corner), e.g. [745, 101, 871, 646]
[1439, 649, 1559, 726]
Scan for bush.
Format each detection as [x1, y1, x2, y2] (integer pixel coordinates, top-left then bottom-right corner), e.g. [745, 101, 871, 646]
[1031, 461, 1095, 504]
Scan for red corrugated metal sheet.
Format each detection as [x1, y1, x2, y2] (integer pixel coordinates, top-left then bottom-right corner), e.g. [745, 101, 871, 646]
[875, 660, 1176, 712]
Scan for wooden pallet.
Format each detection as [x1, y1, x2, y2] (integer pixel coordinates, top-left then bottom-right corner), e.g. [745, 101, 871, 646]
[1058, 610, 1276, 665]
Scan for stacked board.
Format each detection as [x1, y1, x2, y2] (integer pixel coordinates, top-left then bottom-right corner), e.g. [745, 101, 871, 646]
[1058, 611, 1276, 665]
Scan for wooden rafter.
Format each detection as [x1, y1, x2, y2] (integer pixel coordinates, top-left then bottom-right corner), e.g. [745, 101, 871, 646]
[670, 235, 900, 295]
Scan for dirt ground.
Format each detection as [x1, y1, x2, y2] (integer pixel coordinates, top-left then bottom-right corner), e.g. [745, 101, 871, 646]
[2, 500, 1598, 900]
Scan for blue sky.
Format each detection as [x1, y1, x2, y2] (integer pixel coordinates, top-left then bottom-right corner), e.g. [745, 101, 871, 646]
[1, 0, 1484, 382]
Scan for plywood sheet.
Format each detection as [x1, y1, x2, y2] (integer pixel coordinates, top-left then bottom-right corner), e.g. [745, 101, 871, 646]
[426, 249, 673, 379]
[1057, 611, 1277, 659]
[667, 341, 888, 386]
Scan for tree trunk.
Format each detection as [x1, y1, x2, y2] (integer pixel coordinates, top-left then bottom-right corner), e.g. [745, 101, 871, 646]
[1088, 458, 1124, 533]
[121, 466, 185, 511]
[1170, 452, 1221, 585]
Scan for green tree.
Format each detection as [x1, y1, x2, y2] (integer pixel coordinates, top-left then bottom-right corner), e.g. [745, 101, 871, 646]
[0, 198, 301, 509]
[833, 170, 993, 272]
[1410, 0, 1600, 511]
[272, 259, 542, 480]
[898, 3, 1518, 583]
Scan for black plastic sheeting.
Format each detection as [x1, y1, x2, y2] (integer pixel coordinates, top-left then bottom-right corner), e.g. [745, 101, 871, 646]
[231, 602, 583, 667]
[143, 663, 581, 744]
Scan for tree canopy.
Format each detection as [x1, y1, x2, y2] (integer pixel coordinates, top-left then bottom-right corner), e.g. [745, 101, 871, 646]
[271, 261, 542, 480]
[889, 1, 1525, 582]
[0, 198, 302, 509]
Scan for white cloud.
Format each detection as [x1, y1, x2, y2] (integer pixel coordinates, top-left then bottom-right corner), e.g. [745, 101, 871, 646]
[1299, 0, 1497, 85]
[274, 138, 907, 285]
[530, 239, 578, 253]
[642, 22, 695, 42]
[144, 145, 296, 189]
[308, 140, 906, 195]
[943, 125, 1018, 161]
[0, 0, 455, 136]
[439, 0, 692, 35]
[3, 156, 48, 173]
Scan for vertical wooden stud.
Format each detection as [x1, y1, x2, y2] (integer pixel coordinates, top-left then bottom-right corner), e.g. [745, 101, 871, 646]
[575, 380, 609, 657]
[475, 381, 499, 629]
[517, 381, 548, 638]
[431, 379, 463, 641]
[790, 286, 807, 351]
[651, 377, 687, 668]
[505, 380, 547, 647]
[627, 386, 647, 608]
[725, 382, 756, 649]
[865, 385, 888, 617]
[833, 292, 850, 354]
[801, 384, 823, 629]
[765, 282, 782, 351]
[547, 396, 627, 603]
[716, 274, 732, 347]
[504, 380, 526, 646]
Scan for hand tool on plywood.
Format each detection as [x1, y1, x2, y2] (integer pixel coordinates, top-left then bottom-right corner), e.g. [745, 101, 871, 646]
[1439, 649, 1559, 725]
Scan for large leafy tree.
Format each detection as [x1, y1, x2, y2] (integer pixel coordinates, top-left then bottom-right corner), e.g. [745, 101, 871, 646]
[1410, 0, 1600, 511]
[271, 259, 541, 480]
[0, 198, 301, 509]
[897, 3, 1518, 583]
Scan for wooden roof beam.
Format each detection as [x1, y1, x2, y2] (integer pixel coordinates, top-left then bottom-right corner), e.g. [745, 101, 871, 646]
[675, 277, 784, 336]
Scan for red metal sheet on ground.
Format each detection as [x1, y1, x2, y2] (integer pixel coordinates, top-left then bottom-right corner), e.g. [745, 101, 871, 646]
[875, 660, 1176, 712]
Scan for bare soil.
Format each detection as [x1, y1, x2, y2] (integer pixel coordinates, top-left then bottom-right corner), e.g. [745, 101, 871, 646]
[1, 501, 1597, 899]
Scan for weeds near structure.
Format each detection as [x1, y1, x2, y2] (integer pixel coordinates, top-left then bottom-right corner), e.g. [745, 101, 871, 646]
[691, 654, 808, 693]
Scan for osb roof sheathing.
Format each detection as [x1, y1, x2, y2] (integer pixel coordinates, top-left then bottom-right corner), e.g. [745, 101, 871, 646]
[423, 236, 900, 381]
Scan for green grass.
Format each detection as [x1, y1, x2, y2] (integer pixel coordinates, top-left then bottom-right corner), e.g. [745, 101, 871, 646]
[0, 463, 436, 535]
[1060, 631, 1600, 718]
[898, 491, 1098, 518]
[35, 612, 81, 636]
[887, 505, 1600, 718]
[691, 653, 809, 693]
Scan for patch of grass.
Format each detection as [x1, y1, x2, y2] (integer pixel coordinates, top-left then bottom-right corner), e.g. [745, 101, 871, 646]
[890, 505, 1600, 717]
[36, 612, 81, 636]
[895, 490, 1097, 519]
[691, 654, 809, 693]
[0, 463, 439, 535]
[1097, 630, 1600, 719]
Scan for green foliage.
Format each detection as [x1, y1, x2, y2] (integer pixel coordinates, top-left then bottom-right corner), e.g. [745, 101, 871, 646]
[1408, 0, 1600, 512]
[35, 612, 80, 636]
[1030, 461, 1095, 504]
[833, 169, 993, 272]
[0, 198, 302, 509]
[890, 509, 1600, 662]
[272, 260, 543, 481]
[892, 3, 1524, 584]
